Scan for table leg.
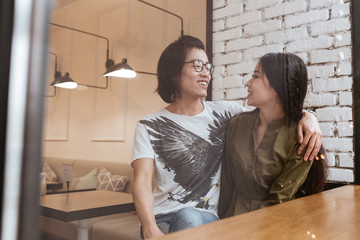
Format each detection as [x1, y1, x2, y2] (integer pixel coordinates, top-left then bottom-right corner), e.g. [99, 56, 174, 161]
[77, 219, 90, 240]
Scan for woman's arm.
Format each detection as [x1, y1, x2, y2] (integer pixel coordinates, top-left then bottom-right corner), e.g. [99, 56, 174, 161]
[132, 158, 164, 239]
[261, 148, 314, 208]
[297, 111, 322, 161]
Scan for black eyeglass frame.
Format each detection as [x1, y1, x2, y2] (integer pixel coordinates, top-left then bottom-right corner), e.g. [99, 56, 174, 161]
[183, 59, 214, 74]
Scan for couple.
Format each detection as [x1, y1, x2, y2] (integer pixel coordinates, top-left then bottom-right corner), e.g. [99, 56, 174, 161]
[132, 35, 325, 239]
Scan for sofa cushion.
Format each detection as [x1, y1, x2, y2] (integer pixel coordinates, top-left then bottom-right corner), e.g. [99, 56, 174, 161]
[96, 167, 128, 192]
[42, 158, 77, 183]
[72, 168, 98, 190]
[42, 161, 57, 182]
[71, 159, 134, 193]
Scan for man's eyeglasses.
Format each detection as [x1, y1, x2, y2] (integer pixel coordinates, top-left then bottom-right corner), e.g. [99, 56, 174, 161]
[184, 59, 214, 75]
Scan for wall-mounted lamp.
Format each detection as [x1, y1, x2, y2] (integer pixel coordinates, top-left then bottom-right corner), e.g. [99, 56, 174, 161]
[49, 23, 156, 90]
[137, 0, 184, 37]
[50, 72, 78, 89]
[104, 58, 136, 78]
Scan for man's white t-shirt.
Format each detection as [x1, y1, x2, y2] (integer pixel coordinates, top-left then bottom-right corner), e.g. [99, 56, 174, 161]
[132, 101, 247, 217]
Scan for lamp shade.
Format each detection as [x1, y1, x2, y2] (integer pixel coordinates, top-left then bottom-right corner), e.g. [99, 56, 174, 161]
[50, 72, 78, 89]
[103, 58, 136, 78]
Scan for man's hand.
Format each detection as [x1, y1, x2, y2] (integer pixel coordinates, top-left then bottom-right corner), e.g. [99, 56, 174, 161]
[297, 111, 322, 161]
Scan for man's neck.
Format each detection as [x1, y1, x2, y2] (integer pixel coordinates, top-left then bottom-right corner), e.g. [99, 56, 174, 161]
[166, 98, 204, 116]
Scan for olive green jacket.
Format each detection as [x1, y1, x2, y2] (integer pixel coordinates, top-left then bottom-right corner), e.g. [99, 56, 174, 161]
[218, 109, 313, 218]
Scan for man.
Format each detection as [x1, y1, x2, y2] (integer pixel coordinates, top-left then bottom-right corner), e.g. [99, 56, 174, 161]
[132, 35, 321, 239]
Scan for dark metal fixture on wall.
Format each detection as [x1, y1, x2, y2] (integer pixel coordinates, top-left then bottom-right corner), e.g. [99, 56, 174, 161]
[49, 22, 156, 90]
[45, 52, 61, 96]
[137, 0, 184, 37]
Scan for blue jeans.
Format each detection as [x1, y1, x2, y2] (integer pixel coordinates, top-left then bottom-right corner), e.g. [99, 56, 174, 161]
[140, 207, 219, 238]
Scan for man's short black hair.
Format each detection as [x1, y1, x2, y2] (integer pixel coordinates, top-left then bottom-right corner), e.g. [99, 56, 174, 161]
[156, 35, 205, 103]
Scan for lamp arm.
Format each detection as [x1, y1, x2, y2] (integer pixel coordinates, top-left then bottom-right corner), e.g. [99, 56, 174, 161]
[45, 86, 56, 97]
[136, 71, 157, 76]
[47, 51, 58, 71]
[45, 51, 58, 97]
[49, 23, 113, 89]
[49, 23, 110, 60]
[81, 77, 109, 89]
[137, 0, 184, 36]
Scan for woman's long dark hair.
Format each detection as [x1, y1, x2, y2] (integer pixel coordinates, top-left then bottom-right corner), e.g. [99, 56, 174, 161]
[298, 146, 328, 195]
[260, 53, 328, 195]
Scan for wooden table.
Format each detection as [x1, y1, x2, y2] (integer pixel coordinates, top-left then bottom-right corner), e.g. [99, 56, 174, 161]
[154, 185, 360, 240]
[40, 190, 135, 240]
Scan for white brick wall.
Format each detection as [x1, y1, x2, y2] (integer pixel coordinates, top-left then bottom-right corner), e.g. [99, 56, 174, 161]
[264, 1, 306, 19]
[338, 153, 354, 168]
[227, 11, 260, 28]
[319, 122, 334, 137]
[317, 107, 352, 122]
[338, 122, 354, 137]
[339, 92, 352, 106]
[226, 36, 263, 52]
[223, 75, 242, 88]
[335, 32, 351, 47]
[265, 27, 308, 44]
[312, 77, 352, 93]
[284, 9, 329, 28]
[322, 137, 353, 152]
[213, 52, 242, 65]
[327, 154, 336, 167]
[246, 0, 282, 10]
[311, 19, 351, 36]
[227, 61, 256, 75]
[310, 0, 341, 9]
[286, 36, 333, 53]
[327, 168, 354, 182]
[213, 28, 242, 42]
[244, 20, 282, 35]
[213, 20, 225, 32]
[303, 93, 337, 108]
[214, 0, 226, 9]
[212, 78, 223, 89]
[213, 3, 243, 20]
[332, 3, 350, 18]
[213, 41, 225, 54]
[307, 64, 336, 79]
[310, 48, 351, 64]
[212, 0, 354, 183]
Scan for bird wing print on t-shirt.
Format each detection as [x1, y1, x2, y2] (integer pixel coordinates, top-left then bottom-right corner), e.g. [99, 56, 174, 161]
[140, 110, 232, 209]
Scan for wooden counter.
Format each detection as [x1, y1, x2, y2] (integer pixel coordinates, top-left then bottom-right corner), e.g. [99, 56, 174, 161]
[154, 185, 359, 240]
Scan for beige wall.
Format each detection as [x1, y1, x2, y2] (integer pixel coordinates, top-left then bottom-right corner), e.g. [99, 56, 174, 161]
[43, 0, 207, 163]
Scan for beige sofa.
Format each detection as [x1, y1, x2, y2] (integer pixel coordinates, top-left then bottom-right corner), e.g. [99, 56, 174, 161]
[39, 157, 141, 240]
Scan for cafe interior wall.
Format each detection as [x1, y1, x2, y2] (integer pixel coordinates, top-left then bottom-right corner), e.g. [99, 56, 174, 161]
[42, 0, 206, 163]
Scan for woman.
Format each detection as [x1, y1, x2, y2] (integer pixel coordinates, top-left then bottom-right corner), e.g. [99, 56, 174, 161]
[218, 53, 327, 218]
